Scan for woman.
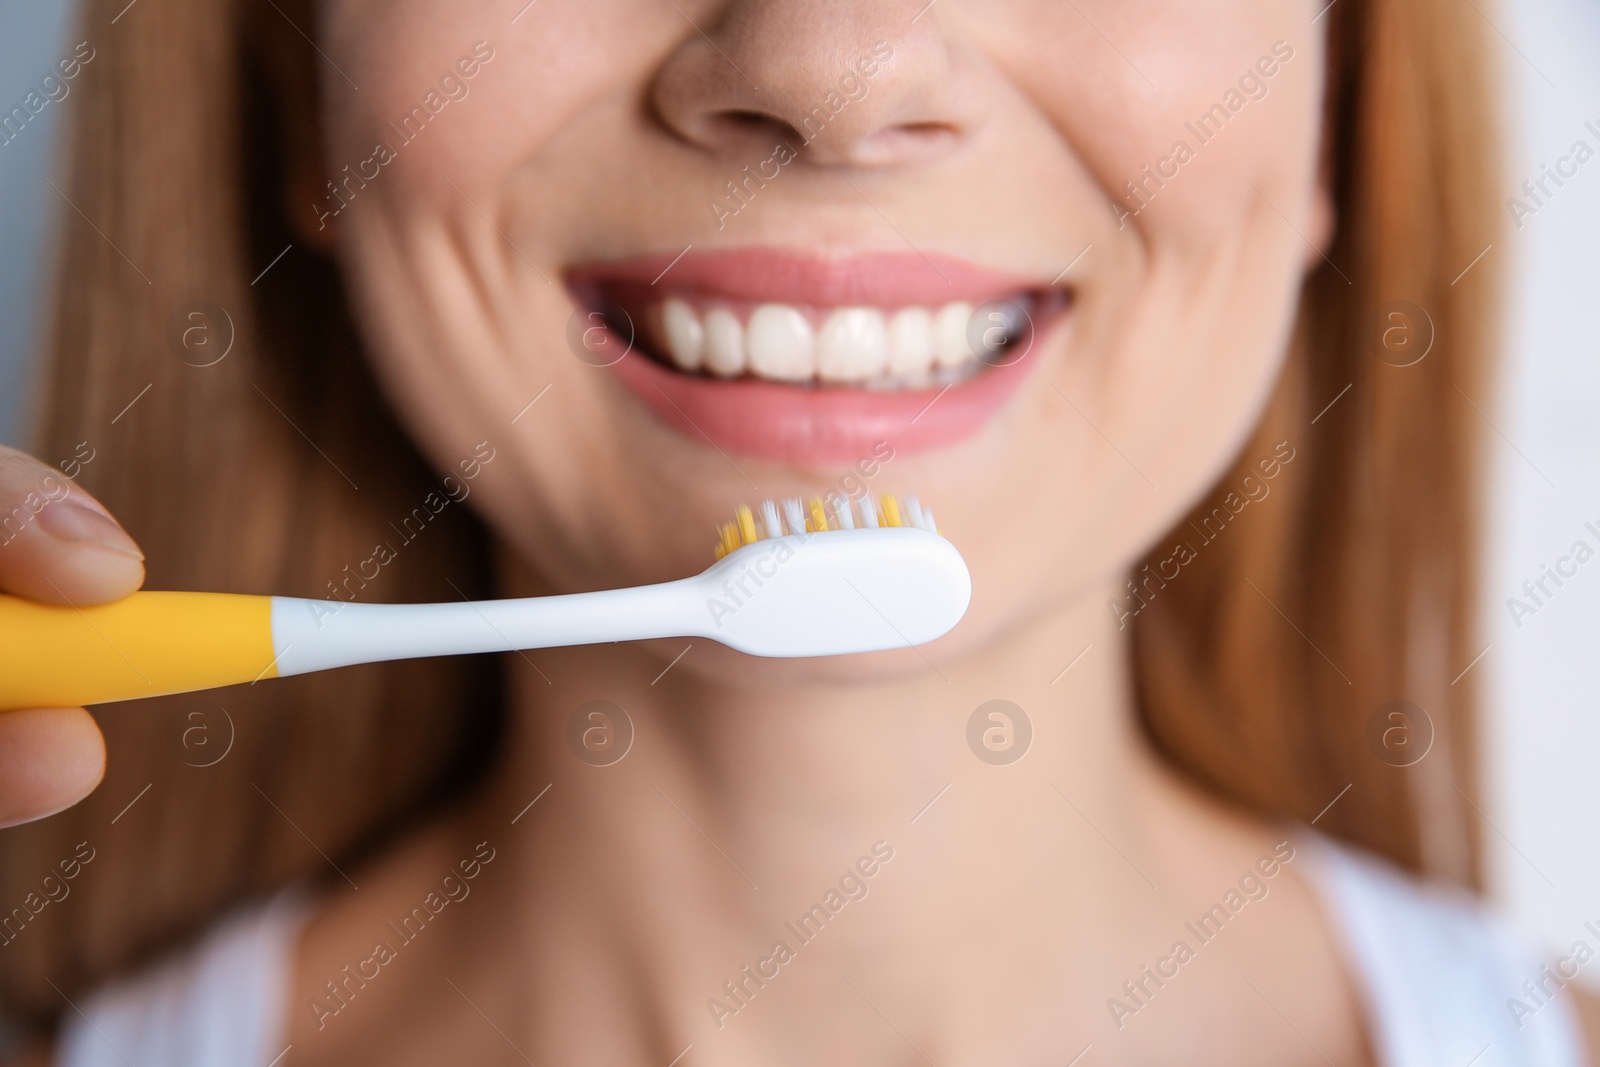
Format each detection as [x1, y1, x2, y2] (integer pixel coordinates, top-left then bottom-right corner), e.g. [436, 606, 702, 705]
[0, 0, 1588, 1062]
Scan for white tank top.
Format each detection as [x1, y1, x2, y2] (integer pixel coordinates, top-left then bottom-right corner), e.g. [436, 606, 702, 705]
[54, 834, 1587, 1067]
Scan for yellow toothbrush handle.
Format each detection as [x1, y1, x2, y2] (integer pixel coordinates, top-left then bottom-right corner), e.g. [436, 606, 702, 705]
[0, 592, 279, 712]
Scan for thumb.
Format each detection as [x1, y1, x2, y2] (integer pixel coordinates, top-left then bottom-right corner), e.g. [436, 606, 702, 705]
[0, 446, 144, 605]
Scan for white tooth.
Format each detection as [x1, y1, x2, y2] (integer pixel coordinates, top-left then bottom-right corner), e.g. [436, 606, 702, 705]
[933, 302, 974, 368]
[816, 307, 888, 382]
[887, 308, 934, 376]
[703, 308, 745, 376]
[661, 298, 704, 371]
[746, 303, 815, 381]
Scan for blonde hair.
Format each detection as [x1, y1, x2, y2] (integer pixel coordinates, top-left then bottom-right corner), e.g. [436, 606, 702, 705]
[0, 0, 1501, 1026]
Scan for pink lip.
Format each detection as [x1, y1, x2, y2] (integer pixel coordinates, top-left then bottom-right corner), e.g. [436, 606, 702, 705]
[569, 248, 1040, 307]
[569, 248, 1070, 466]
[608, 349, 1044, 465]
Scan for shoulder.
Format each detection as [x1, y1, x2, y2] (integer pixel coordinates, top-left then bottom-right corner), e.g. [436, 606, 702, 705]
[1569, 988, 1600, 1065]
[48, 892, 307, 1067]
[1297, 832, 1588, 1067]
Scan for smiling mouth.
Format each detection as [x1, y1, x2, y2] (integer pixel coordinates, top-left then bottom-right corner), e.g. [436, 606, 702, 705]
[580, 287, 1058, 390]
[565, 248, 1075, 464]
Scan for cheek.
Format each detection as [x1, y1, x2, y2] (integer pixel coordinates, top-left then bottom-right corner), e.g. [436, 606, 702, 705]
[979, 1, 1324, 248]
[937, 5, 1325, 605]
[321, 0, 673, 210]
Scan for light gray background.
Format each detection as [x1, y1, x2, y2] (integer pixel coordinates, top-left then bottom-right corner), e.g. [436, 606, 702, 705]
[2, 0, 1599, 987]
[1489, 0, 1600, 986]
[0, 1, 76, 444]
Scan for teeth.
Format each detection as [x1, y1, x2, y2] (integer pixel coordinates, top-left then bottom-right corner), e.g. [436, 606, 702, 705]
[662, 298, 704, 371]
[887, 308, 934, 376]
[747, 304, 815, 381]
[651, 297, 1018, 386]
[933, 301, 974, 368]
[816, 308, 888, 382]
[704, 308, 745, 377]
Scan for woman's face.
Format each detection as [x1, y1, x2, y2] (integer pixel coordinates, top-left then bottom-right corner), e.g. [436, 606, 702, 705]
[308, 0, 1329, 677]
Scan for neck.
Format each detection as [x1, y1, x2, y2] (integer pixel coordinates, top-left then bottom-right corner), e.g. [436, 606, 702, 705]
[458, 549, 1180, 1056]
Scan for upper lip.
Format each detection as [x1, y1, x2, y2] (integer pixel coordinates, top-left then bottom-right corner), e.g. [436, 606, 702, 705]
[566, 247, 1048, 307]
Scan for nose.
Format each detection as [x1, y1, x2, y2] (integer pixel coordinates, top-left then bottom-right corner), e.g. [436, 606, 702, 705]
[650, 1, 986, 168]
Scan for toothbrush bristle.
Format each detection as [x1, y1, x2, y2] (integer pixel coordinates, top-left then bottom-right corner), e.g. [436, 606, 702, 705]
[784, 498, 806, 537]
[881, 495, 902, 527]
[712, 490, 942, 557]
[736, 504, 758, 546]
[807, 498, 829, 534]
[716, 522, 740, 559]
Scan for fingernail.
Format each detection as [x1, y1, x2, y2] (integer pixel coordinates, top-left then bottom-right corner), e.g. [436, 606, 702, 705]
[37, 498, 145, 560]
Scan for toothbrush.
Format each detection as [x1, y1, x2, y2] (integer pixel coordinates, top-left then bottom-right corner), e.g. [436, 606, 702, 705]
[0, 493, 970, 712]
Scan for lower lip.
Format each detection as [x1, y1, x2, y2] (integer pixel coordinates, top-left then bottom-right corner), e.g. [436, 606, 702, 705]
[603, 313, 1064, 466]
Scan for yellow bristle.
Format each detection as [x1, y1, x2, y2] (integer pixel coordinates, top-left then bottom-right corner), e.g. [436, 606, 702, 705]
[712, 493, 939, 560]
[808, 498, 829, 533]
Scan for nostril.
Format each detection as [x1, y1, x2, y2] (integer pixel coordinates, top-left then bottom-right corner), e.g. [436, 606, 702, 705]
[855, 121, 961, 165]
[700, 109, 804, 151]
[722, 108, 772, 127]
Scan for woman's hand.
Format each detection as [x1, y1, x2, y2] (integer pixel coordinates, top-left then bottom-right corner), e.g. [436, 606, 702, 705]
[0, 444, 144, 829]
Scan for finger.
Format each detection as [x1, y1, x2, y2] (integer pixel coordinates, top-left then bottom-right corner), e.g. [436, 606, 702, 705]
[0, 446, 144, 605]
[0, 707, 106, 829]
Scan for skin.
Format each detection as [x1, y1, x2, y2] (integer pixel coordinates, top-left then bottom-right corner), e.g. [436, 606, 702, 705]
[13, 0, 1589, 1063]
[0, 451, 130, 829]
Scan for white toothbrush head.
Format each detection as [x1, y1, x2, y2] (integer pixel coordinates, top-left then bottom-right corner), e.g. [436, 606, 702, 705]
[698, 493, 971, 657]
